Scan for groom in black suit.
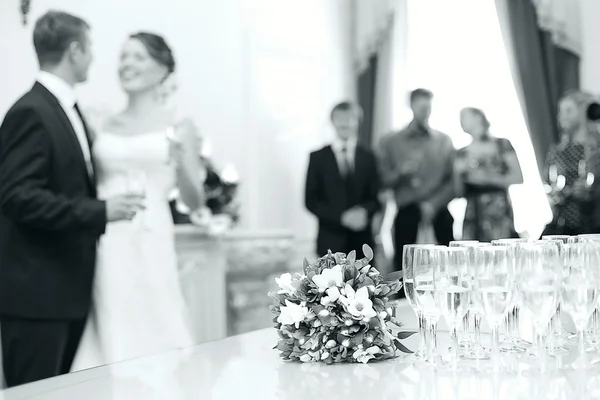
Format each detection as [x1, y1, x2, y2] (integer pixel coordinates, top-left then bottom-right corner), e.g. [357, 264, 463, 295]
[0, 11, 143, 387]
[305, 101, 381, 259]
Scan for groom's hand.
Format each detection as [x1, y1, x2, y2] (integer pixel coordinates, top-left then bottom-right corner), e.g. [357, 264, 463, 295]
[106, 195, 145, 222]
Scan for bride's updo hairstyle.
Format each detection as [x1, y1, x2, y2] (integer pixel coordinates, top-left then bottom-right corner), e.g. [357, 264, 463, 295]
[129, 32, 176, 79]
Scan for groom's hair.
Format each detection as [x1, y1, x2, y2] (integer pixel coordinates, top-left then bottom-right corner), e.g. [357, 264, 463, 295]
[33, 10, 89, 67]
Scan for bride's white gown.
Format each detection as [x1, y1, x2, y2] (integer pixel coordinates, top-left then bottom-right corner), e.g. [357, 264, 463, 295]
[71, 129, 194, 371]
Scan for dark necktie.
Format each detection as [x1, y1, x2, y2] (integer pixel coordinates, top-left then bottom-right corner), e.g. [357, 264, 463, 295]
[341, 144, 354, 199]
[73, 103, 93, 147]
[73, 103, 96, 180]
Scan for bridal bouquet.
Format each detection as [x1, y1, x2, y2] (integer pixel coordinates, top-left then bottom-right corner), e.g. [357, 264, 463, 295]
[269, 245, 415, 364]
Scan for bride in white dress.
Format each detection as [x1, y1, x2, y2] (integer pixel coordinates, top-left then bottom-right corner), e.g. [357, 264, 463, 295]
[71, 32, 204, 371]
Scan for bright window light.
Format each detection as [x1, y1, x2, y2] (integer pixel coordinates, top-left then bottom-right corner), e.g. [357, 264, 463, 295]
[399, 0, 552, 238]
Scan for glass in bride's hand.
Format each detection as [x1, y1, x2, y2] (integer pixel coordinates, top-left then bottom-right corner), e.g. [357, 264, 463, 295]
[166, 126, 183, 165]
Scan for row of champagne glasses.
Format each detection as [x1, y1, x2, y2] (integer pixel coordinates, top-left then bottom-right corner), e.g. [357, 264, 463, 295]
[403, 234, 600, 371]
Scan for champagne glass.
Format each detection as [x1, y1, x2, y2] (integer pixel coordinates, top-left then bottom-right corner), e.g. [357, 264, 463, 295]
[474, 245, 514, 371]
[414, 246, 442, 364]
[449, 240, 478, 353]
[453, 242, 490, 360]
[492, 238, 529, 353]
[577, 234, 600, 347]
[541, 236, 572, 353]
[435, 247, 470, 370]
[561, 242, 600, 369]
[403, 244, 434, 361]
[519, 241, 561, 368]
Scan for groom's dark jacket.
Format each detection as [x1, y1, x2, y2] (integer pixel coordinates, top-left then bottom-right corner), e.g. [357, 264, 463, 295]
[0, 82, 107, 320]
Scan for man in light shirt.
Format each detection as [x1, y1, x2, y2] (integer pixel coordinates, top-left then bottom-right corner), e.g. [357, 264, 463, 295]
[378, 89, 456, 273]
[0, 11, 143, 387]
[305, 101, 381, 260]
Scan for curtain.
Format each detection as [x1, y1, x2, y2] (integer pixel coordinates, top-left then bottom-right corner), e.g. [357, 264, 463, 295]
[357, 55, 378, 147]
[498, 0, 581, 174]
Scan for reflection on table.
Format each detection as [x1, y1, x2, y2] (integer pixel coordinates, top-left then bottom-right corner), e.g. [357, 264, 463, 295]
[2, 302, 600, 399]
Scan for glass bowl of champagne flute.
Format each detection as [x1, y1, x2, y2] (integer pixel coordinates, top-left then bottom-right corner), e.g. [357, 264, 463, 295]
[519, 241, 561, 372]
[413, 246, 444, 365]
[560, 241, 600, 370]
[451, 241, 490, 360]
[474, 244, 514, 372]
[576, 234, 600, 348]
[403, 244, 436, 361]
[434, 246, 473, 371]
[541, 235, 573, 353]
[492, 238, 530, 354]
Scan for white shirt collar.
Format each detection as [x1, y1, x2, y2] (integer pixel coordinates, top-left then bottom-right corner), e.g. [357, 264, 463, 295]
[332, 136, 357, 153]
[37, 71, 77, 108]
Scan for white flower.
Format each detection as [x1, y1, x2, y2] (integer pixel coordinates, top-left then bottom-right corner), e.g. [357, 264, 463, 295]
[277, 300, 309, 328]
[300, 354, 313, 363]
[352, 346, 382, 364]
[340, 285, 377, 320]
[319, 286, 341, 306]
[275, 273, 296, 295]
[312, 265, 344, 292]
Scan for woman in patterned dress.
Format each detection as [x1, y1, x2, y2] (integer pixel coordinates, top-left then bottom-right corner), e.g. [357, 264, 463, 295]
[455, 107, 523, 241]
[543, 90, 599, 235]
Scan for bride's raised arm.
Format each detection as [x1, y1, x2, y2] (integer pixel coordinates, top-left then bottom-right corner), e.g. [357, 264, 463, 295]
[173, 119, 205, 211]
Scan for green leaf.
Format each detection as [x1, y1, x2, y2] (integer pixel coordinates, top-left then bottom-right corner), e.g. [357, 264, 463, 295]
[382, 271, 403, 282]
[362, 244, 374, 261]
[357, 277, 375, 289]
[303, 257, 312, 274]
[347, 250, 356, 264]
[393, 339, 414, 354]
[397, 331, 417, 340]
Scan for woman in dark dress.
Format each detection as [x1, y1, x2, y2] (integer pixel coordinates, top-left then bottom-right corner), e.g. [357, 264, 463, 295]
[455, 108, 523, 241]
[543, 90, 599, 235]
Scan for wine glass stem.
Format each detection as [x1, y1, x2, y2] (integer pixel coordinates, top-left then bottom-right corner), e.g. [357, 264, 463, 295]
[505, 307, 514, 338]
[417, 311, 427, 352]
[450, 322, 459, 369]
[491, 323, 500, 370]
[511, 306, 520, 338]
[426, 318, 438, 363]
[579, 328, 587, 366]
[462, 311, 471, 341]
[473, 312, 482, 345]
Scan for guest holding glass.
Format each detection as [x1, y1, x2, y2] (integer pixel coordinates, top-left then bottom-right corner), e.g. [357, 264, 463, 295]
[543, 90, 599, 236]
[377, 89, 456, 273]
[455, 107, 523, 241]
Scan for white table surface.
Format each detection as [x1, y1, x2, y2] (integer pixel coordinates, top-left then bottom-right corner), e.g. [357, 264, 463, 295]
[1, 301, 599, 400]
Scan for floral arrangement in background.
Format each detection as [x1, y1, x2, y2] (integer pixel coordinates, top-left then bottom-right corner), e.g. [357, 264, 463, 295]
[170, 138, 240, 235]
[269, 245, 415, 364]
[20, 0, 31, 25]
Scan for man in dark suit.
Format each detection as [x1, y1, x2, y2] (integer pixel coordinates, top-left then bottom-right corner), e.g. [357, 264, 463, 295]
[305, 101, 381, 259]
[0, 11, 143, 387]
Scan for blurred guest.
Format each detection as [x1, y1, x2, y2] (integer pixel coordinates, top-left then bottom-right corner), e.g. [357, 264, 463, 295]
[305, 102, 381, 259]
[455, 108, 523, 241]
[378, 89, 455, 272]
[543, 90, 599, 235]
